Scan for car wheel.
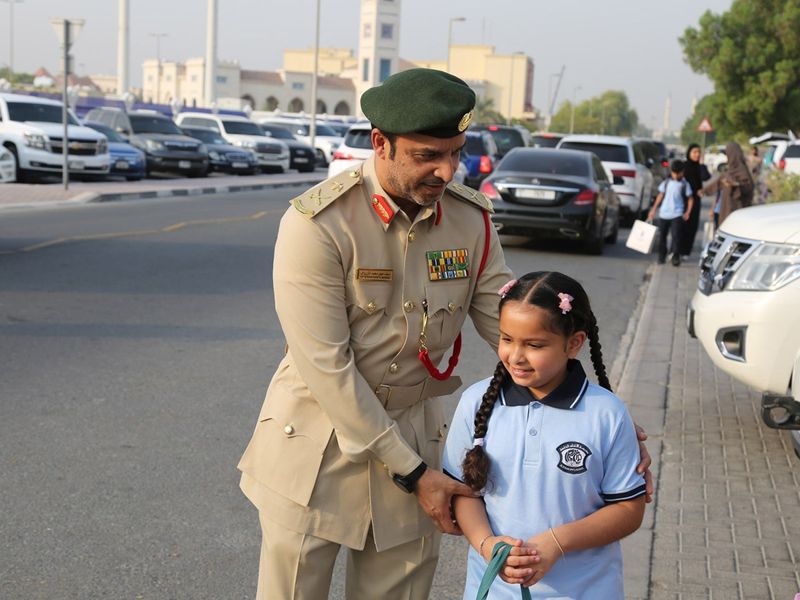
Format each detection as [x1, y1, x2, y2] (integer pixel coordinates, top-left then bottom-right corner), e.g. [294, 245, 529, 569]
[125, 176, 143, 181]
[585, 226, 605, 255]
[6, 145, 26, 183]
[299, 165, 316, 173]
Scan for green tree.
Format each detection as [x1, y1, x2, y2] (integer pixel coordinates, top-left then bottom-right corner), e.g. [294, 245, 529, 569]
[549, 91, 638, 135]
[473, 97, 505, 124]
[680, 0, 800, 134]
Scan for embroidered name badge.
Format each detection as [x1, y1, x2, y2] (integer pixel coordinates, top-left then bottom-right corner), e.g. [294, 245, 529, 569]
[556, 442, 592, 474]
[357, 268, 393, 282]
[427, 249, 470, 281]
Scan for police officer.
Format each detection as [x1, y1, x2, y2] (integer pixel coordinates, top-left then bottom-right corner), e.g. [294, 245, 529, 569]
[238, 69, 651, 599]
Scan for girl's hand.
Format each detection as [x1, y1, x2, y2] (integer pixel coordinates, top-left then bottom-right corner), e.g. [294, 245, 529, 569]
[481, 536, 540, 585]
[682, 211, 691, 221]
[519, 530, 564, 587]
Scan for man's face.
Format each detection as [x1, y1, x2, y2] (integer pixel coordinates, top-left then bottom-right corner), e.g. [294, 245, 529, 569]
[373, 130, 466, 207]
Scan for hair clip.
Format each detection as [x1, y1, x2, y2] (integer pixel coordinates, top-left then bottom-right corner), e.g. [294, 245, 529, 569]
[557, 292, 574, 315]
[498, 279, 517, 298]
[473, 437, 485, 447]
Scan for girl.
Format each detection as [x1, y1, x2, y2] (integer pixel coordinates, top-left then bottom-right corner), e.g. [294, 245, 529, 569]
[442, 272, 646, 599]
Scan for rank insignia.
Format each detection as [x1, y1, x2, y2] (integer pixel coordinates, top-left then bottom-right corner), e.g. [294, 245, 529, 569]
[427, 249, 470, 281]
[371, 194, 395, 224]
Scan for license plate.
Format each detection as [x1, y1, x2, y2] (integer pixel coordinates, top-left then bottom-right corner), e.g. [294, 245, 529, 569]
[178, 160, 191, 169]
[516, 188, 555, 200]
[294, 157, 309, 163]
[232, 162, 248, 169]
[116, 160, 129, 170]
[68, 161, 85, 170]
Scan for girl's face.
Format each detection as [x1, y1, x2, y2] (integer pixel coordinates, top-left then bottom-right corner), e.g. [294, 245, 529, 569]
[689, 147, 701, 162]
[498, 301, 586, 399]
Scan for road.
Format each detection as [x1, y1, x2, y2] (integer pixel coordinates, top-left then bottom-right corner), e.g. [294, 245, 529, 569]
[0, 189, 650, 599]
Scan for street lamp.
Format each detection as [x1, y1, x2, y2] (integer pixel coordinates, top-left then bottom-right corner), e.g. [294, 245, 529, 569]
[569, 85, 582, 134]
[446, 17, 465, 73]
[309, 0, 321, 153]
[506, 52, 523, 126]
[149, 32, 167, 104]
[1, 0, 24, 83]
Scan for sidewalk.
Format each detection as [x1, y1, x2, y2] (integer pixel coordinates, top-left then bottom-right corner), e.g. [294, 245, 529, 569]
[618, 258, 800, 599]
[0, 171, 325, 211]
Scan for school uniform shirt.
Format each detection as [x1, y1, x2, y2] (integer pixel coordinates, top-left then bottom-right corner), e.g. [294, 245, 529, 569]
[442, 360, 646, 600]
[657, 178, 693, 220]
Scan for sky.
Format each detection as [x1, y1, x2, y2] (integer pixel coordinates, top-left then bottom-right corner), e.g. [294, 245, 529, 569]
[2, 0, 733, 130]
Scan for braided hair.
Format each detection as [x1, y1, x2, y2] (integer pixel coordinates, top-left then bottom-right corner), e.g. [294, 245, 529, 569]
[461, 271, 610, 491]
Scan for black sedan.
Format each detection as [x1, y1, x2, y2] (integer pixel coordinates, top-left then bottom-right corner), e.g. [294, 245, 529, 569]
[180, 126, 258, 175]
[258, 123, 317, 172]
[480, 148, 620, 254]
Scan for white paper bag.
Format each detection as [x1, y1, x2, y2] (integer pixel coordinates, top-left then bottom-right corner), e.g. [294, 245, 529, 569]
[626, 219, 658, 254]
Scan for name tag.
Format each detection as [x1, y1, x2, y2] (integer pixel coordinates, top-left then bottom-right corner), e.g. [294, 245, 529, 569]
[427, 249, 470, 281]
[357, 268, 393, 282]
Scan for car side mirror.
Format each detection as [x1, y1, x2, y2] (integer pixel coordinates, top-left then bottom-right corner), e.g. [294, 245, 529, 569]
[645, 157, 655, 168]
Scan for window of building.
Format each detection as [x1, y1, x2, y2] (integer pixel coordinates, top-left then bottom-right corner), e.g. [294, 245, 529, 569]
[363, 23, 372, 38]
[292, 82, 304, 90]
[362, 58, 370, 82]
[216, 75, 227, 84]
[265, 96, 279, 111]
[379, 58, 391, 82]
[334, 101, 350, 115]
[381, 23, 393, 39]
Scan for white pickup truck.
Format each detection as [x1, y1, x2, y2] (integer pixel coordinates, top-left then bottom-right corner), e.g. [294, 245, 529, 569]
[687, 201, 800, 458]
[0, 92, 109, 181]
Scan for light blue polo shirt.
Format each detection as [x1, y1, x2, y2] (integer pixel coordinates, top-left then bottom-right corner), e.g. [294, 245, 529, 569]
[442, 360, 646, 600]
[657, 177, 693, 220]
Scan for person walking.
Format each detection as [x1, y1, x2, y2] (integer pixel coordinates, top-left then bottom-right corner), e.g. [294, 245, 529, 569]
[443, 272, 646, 599]
[237, 68, 653, 600]
[648, 159, 694, 266]
[703, 142, 754, 226]
[679, 144, 711, 258]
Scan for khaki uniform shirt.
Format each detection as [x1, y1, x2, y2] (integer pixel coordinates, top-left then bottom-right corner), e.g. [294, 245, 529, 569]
[238, 157, 512, 551]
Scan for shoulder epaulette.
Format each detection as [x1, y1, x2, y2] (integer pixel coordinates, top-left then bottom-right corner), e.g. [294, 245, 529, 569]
[291, 167, 363, 218]
[446, 182, 494, 213]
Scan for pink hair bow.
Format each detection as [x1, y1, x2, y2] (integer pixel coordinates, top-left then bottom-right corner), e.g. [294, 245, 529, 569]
[557, 293, 574, 314]
[498, 279, 517, 298]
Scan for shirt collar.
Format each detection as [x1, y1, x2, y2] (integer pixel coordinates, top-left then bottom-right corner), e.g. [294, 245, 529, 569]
[361, 156, 438, 231]
[501, 359, 589, 410]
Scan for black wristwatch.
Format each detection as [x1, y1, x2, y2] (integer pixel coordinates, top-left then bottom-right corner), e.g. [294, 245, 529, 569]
[392, 461, 428, 493]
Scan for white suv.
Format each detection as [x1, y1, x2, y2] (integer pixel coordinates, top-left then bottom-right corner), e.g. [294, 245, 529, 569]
[0, 92, 109, 181]
[327, 122, 373, 177]
[256, 117, 342, 166]
[557, 134, 653, 224]
[688, 202, 800, 458]
[175, 112, 289, 173]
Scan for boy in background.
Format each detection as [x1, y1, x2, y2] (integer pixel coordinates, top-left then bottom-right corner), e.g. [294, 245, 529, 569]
[648, 159, 694, 266]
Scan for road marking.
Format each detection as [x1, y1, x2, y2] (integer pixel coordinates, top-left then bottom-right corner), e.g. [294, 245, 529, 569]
[0, 210, 274, 256]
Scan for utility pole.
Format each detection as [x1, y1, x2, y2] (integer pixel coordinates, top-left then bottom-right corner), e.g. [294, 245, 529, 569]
[569, 85, 582, 134]
[149, 32, 167, 103]
[1, 0, 24, 83]
[117, 0, 129, 95]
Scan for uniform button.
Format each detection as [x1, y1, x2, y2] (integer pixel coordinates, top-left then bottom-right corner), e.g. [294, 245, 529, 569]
[529, 428, 538, 436]
[408, 231, 416, 242]
[447, 301, 456, 313]
[366, 300, 377, 314]
[389, 362, 399, 373]
[532, 402, 541, 409]
[403, 300, 415, 312]
[284, 424, 295, 435]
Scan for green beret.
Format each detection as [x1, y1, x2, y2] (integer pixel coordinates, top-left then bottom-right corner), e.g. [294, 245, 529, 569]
[360, 68, 476, 138]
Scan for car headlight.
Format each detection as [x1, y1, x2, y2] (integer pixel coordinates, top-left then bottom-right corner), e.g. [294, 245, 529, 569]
[97, 139, 108, 154]
[209, 151, 220, 160]
[24, 132, 50, 151]
[727, 243, 800, 291]
[235, 139, 257, 149]
[145, 139, 164, 151]
[197, 144, 207, 154]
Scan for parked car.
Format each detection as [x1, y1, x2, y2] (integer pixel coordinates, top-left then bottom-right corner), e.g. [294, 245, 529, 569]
[462, 130, 500, 188]
[327, 122, 373, 177]
[84, 122, 146, 181]
[0, 145, 16, 183]
[777, 142, 800, 174]
[557, 134, 654, 225]
[256, 117, 342, 166]
[635, 138, 670, 193]
[473, 124, 526, 157]
[703, 145, 728, 173]
[174, 112, 289, 173]
[258, 123, 316, 172]
[530, 132, 564, 148]
[180, 126, 258, 175]
[84, 106, 208, 177]
[479, 147, 620, 254]
[1, 93, 109, 182]
[687, 201, 800, 458]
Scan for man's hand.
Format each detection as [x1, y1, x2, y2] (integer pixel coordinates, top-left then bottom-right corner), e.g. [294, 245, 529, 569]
[634, 423, 655, 503]
[414, 468, 477, 535]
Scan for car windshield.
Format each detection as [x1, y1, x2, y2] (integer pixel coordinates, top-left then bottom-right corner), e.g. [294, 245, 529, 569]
[783, 145, 800, 158]
[531, 135, 562, 148]
[222, 120, 265, 136]
[86, 123, 124, 143]
[281, 122, 338, 137]
[560, 142, 629, 163]
[261, 125, 294, 140]
[7, 101, 79, 125]
[498, 151, 589, 177]
[465, 136, 486, 155]
[129, 114, 183, 134]
[184, 129, 226, 145]
[344, 129, 372, 150]
[483, 127, 524, 154]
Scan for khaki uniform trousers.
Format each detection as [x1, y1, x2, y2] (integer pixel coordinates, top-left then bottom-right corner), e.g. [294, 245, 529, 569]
[258, 512, 440, 600]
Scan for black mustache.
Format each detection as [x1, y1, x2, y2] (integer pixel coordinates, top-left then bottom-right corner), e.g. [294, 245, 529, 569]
[421, 179, 446, 186]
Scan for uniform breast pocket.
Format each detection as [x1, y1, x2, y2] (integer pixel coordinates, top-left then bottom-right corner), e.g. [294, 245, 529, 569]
[423, 280, 470, 349]
[346, 283, 393, 347]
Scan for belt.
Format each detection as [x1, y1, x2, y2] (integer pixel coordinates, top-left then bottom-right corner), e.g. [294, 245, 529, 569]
[374, 376, 463, 411]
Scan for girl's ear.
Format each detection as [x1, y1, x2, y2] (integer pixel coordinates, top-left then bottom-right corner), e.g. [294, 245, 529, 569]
[566, 331, 587, 358]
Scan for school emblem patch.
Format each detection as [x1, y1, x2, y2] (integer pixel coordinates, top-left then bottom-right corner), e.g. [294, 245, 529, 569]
[556, 442, 592, 474]
[426, 249, 470, 281]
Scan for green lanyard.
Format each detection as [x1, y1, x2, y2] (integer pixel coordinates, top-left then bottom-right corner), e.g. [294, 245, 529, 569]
[475, 541, 533, 600]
